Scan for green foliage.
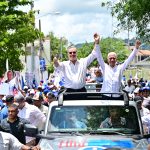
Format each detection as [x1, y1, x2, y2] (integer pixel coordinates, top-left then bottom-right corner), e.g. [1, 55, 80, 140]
[78, 38, 129, 65]
[0, 0, 42, 75]
[47, 63, 54, 74]
[47, 32, 68, 74]
[49, 32, 61, 60]
[86, 107, 104, 129]
[101, 0, 150, 41]
[49, 32, 68, 61]
[78, 42, 98, 67]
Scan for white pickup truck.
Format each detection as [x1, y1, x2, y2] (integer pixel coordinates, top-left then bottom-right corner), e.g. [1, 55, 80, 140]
[25, 92, 150, 150]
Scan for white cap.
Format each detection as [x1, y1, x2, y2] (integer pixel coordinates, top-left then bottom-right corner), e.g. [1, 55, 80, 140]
[30, 89, 35, 94]
[38, 85, 42, 88]
[134, 87, 140, 93]
[23, 86, 28, 90]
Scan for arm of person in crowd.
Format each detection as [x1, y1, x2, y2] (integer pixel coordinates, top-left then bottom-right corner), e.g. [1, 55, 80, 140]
[122, 40, 141, 71]
[18, 86, 26, 97]
[8, 131, 40, 150]
[93, 33, 105, 70]
[22, 145, 41, 150]
[33, 107, 46, 131]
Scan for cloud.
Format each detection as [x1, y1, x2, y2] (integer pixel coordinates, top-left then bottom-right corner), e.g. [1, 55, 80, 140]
[36, 12, 112, 43]
[34, 0, 135, 44]
[51, 0, 109, 14]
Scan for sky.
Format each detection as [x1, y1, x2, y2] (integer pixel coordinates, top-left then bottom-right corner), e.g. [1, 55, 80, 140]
[31, 0, 136, 44]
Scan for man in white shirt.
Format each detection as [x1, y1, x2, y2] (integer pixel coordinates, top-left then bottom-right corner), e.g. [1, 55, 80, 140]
[95, 33, 141, 99]
[53, 33, 100, 92]
[0, 131, 40, 150]
[32, 93, 48, 116]
[124, 79, 135, 94]
[14, 94, 46, 145]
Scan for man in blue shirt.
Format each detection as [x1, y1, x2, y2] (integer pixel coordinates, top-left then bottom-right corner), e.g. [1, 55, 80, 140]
[0, 95, 14, 120]
[0, 98, 8, 120]
[58, 111, 87, 129]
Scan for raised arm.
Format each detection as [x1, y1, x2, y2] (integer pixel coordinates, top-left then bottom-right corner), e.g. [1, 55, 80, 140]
[53, 56, 64, 72]
[122, 40, 141, 71]
[53, 57, 60, 67]
[84, 33, 102, 66]
[93, 33, 105, 71]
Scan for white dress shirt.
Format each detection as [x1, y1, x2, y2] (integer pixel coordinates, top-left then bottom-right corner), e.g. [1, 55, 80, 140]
[18, 102, 46, 129]
[140, 106, 150, 117]
[142, 114, 150, 133]
[39, 104, 48, 116]
[54, 46, 99, 89]
[18, 102, 46, 143]
[124, 85, 135, 94]
[0, 131, 23, 150]
[96, 46, 138, 94]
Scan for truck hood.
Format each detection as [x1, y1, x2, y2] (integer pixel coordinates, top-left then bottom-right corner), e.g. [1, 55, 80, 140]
[39, 134, 148, 150]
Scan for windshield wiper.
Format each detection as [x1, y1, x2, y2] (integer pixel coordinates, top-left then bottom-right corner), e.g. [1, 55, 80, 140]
[88, 130, 126, 136]
[48, 130, 83, 136]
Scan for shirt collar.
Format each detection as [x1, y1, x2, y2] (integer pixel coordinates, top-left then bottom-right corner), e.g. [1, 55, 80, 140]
[69, 59, 79, 65]
[7, 116, 19, 123]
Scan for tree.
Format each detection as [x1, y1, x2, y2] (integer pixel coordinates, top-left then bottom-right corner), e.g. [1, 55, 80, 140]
[101, 0, 150, 41]
[78, 42, 98, 67]
[78, 38, 129, 65]
[47, 32, 68, 73]
[0, 0, 42, 76]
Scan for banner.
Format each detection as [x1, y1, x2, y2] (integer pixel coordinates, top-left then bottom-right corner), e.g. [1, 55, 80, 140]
[0, 83, 10, 95]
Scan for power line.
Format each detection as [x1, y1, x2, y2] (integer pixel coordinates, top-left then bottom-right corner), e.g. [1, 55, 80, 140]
[36, 11, 61, 19]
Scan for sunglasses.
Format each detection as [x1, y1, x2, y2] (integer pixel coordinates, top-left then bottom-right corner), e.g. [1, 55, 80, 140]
[69, 51, 76, 54]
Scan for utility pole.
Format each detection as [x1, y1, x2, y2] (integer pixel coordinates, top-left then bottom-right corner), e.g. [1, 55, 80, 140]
[60, 37, 63, 60]
[31, 2, 35, 75]
[38, 10, 44, 80]
[38, 10, 43, 57]
[49, 32, 52, 63]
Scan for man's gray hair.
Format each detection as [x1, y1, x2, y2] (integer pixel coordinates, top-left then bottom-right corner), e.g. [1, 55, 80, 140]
[8, 103, 19, 110]
[14, 94, 25, 102]
[67, 44, 77, 52]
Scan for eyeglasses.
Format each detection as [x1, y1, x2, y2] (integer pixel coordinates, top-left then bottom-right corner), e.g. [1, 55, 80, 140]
[69, 51, 76, 54]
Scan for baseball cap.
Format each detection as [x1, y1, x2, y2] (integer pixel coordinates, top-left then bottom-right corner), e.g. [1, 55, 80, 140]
[6, 95, 14, 102]
[40, 80, 44, 83]
[23, 86, 28, 90]
[142, 87, 150, 91]
[29, 89, 35, 95]
[43, 88, 50, 95]
[32, 93, 43, 101]
[37, 85, 42, 89]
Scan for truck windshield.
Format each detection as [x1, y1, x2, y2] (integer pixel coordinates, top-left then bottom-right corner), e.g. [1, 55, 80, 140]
[48, 106, 140, 134]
